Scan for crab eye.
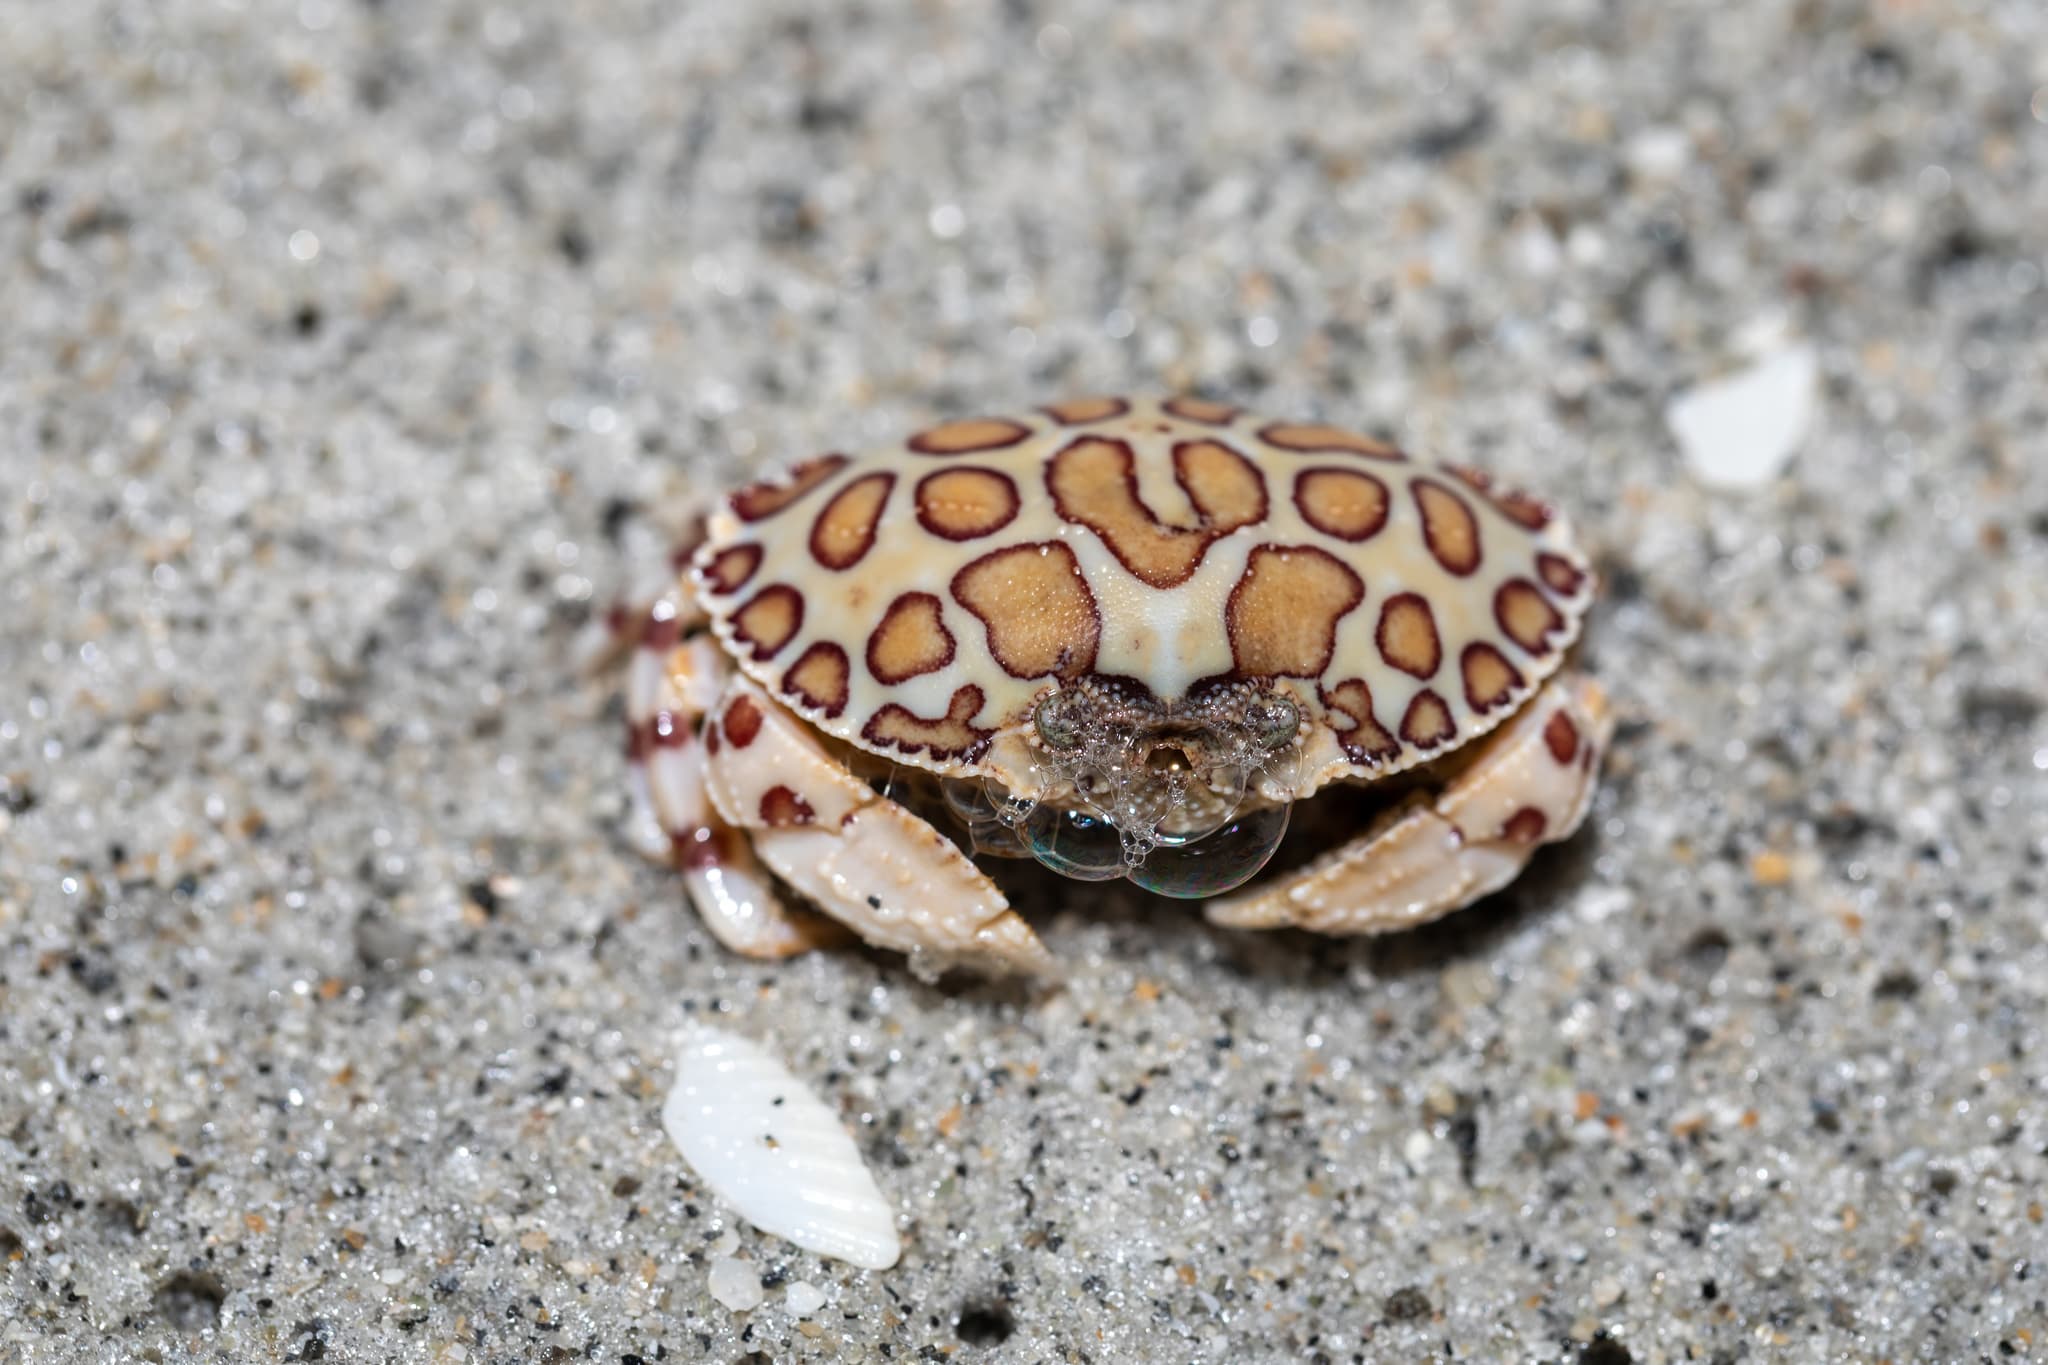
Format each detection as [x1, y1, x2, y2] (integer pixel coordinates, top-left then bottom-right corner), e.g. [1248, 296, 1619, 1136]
[1243, 696, 1300, 750]
[1032, 691, 1091, 750]
[1126, 803, 1290, 898]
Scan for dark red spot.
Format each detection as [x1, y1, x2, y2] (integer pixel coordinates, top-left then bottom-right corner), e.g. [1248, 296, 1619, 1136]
[701, 544, 763, 595]
[704, 724, 721, 756]
[1502, 807, 1547, 843]
[1321, 679, 1401, 765]
[624, 720, 649, 761]
[1399, 689, 1456, 750]
[730, 584, 805, 661]
[759, 786, 815, 827]
[906, 417, 1032, 456]
[1413, 478, 1483, 577]
[808, 471, 894, 572]
[640, 612, 681, 651]
[1544, 710, 1580, 765]
[1537, 552, 1586, 597]
[914, 466, 1021, 542]
[729, 453, 850, 522]
[1460, 642, 1524, 714]
[676, 824, 740, 871]
[722, 695, 764, 748]
[1491, 488, 1554, 530]
[861, 684, 992, 761]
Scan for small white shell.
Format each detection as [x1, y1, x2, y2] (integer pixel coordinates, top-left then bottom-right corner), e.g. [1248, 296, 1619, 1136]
[663, 1028, 902, 1270]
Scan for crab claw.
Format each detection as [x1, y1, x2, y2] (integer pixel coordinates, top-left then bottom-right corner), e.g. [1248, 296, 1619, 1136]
[1207, 673, 1611, 935]
[704, 678, 1056, 977]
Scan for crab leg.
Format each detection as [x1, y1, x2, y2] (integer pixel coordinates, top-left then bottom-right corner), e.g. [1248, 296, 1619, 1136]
[1207, 673, 1611, 936]
[703, 677, 1055, 977]
[621, 590, 842, 960]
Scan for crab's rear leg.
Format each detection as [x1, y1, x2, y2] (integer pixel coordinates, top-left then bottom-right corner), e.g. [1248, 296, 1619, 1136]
[1207, 673, 1611, 935]
[621, 589, 843, 960]
[703, 677, 1055, 977]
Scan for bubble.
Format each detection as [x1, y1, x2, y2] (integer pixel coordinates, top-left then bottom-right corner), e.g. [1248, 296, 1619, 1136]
[1152, 763, 1246, 847]
[964, 819, 1028, 859]
[1126, 803, 1291, 899]
[942, 777, 995, 824]
[1024, 806, 1127, 881]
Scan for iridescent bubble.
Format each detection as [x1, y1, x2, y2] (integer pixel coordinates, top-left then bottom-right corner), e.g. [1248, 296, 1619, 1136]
[1125, 803, 1291, 898]
[1024, 806, 1127, 881]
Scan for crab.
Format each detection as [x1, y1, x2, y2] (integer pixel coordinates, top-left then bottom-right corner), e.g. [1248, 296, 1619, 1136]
[613, 396, 1610, 975]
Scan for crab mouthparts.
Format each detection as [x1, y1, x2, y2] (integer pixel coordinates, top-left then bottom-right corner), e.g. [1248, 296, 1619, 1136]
[944, 683, 1303, 898]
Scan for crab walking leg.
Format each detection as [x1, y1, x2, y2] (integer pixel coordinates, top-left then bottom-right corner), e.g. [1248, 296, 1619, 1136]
[703, 678, 1056, 976]
[621, 596, 841, 960]
[1208, 673, 1612, 936]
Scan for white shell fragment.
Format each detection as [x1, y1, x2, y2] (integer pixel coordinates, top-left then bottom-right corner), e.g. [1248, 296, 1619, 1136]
[1668, 344, 1819, 489]
[706, 1255, 766, 1312]
[663, 1028, 902, 1270]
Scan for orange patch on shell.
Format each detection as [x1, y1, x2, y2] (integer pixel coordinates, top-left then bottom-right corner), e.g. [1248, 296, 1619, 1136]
[1375, 592, 1442, 679]
[1495, 578, 1566, 655]
[914, 467, 1019, 541]
[862, 684, 991, 760]
[1042, 396, 1129, 425]
[701, 543, 762, 596]
[907, 416, 1031, 456]
[1046, 436, 1266, 588]
[730, 585, 804, 661]
[1294, 467, 1390, 542]
[1224, 544, 1365, 678]
[950, 542, 1100, 680]
[1543, 709, 1580, 765]
[809, 471, 894, 571]
[782, 641, 851, 717]
[1399, 689, 1456, 750]
[1412, 478, 1482, 576]
[1321, 678, 1401, 765]
[865, 592, 956, 685]
[1460, 642, 1524, 714]
[760, 785, 816, 827]
[1163, 396, 1240, 425]
[729, 454, 849, 522]
[1259, 422, 1403, 461]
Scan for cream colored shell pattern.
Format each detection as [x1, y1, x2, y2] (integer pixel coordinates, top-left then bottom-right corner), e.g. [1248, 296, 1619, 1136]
[692, 395, 1594, 795]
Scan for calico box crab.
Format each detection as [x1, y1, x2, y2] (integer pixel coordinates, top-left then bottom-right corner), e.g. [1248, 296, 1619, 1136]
[615, 396, 1609, 975]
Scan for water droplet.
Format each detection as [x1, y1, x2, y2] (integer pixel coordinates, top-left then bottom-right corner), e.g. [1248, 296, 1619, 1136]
[1126, 804, 1291, 898]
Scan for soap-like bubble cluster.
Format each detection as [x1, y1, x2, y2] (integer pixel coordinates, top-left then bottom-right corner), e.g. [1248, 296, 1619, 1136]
[945, 680, 1303, 897]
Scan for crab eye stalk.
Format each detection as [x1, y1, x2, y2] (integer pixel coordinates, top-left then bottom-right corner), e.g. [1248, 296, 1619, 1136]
[1243, 696, 1300, 750]
[1032, 690, 1091, 751]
